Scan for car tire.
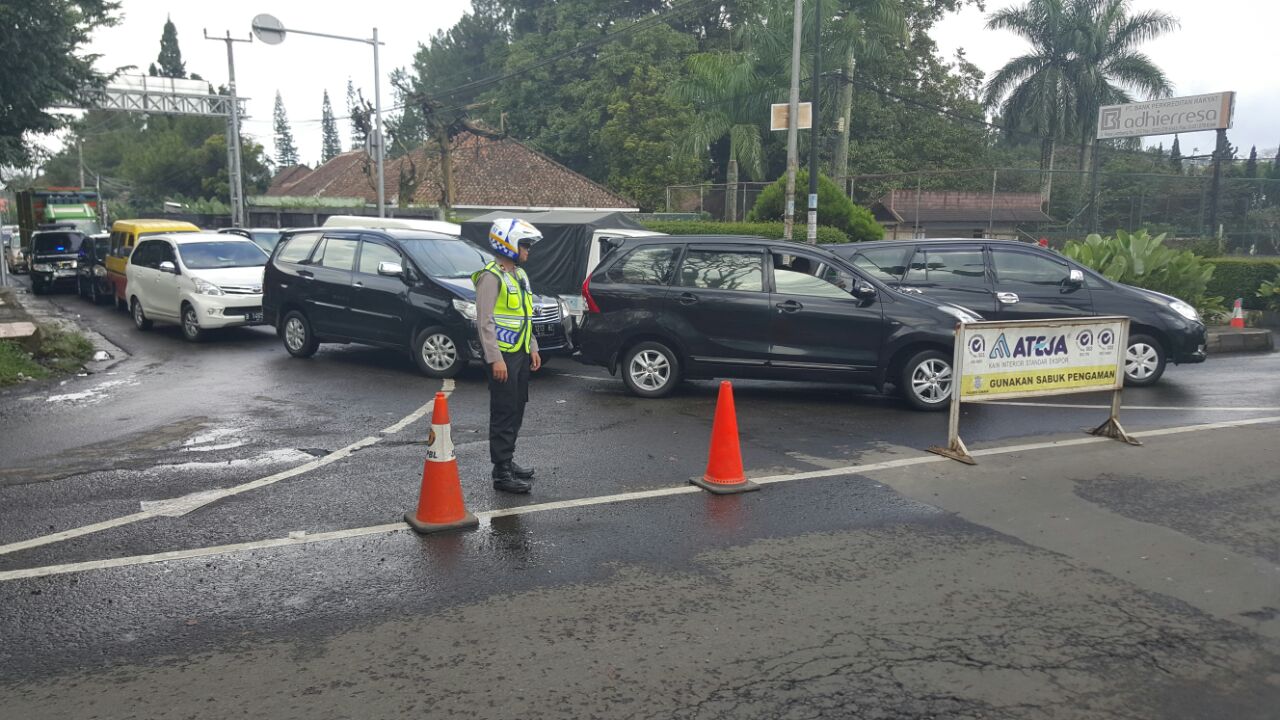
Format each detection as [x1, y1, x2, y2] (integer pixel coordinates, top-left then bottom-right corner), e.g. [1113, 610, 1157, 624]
[131, 297, 153, 331]
[621, 340, 680, 398]
[181, 303, 204, 343]
[281, 310, 319, 358]
[31, 279, 45, 295]
[900, 349, 953, 412]
[412, 326, 466, 378]
[1124, 334, 1166, 387]
[76, 276, 86, 298]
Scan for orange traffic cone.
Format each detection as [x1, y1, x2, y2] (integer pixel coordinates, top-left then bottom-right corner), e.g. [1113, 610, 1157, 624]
[691, 381, 759, 495]
[405, 392, 479, 534]
[1229, 298, 1246, 329]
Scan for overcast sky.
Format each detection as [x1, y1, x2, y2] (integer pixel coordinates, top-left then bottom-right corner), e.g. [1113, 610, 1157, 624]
[62, 0, 1276, 170]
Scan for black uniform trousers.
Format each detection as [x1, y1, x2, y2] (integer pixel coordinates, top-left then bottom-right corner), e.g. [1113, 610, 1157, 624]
[488, 349, 531, 465]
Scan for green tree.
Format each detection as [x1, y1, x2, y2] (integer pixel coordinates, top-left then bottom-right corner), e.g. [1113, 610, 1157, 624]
[1169, 135, 1182, 173]
[152, 16, 186, 78]
[1245, 145, 1258, 178]
[749, 170, 883, 242]
[346, 79, 366, 148]
[273, 91, 299, 167]
[831, 0, 908, 182]
[321, 90, 341, 163]
[0, 1, 120, 172]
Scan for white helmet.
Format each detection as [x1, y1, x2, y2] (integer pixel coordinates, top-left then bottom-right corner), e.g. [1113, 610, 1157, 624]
[488, 218, 542, 260]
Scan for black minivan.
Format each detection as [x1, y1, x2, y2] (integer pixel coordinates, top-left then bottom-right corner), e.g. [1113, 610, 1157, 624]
[829, 239, 1207, 386]
[29, 230, 85, 295]
[263, 227, 571, 378]
[576, 235, 983, 410]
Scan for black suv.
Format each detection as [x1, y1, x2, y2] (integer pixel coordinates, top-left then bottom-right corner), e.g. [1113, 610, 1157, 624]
[76, 233, 114, 304]
[28, 230, 85, 295]
[828, 239, 1207, 386]
[576, 235, 981, 410]
[263, 227, 571, 378]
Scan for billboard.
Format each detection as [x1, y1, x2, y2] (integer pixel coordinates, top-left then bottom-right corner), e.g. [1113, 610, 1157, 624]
[770, 102, 812, 131]
[1096, 92, 1235, 140]
[956, 317, 1128, 401]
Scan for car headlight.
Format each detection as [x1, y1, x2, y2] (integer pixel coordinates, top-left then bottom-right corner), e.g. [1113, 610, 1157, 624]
[93, 265, 107, 277]
[192, 277, 224, 296]
[1168, 300, 1199, 322]
[452, 298, 477, 321]
[32, 263, 52, 273]
[937, 305, 982, 324]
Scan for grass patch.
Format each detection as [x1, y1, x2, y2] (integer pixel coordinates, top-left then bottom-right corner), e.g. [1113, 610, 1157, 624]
[0, 326, 95, 386]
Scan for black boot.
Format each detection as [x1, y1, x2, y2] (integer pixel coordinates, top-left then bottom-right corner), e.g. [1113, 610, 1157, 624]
[510, 461, 535, 480]
[492, 463, 531, 494]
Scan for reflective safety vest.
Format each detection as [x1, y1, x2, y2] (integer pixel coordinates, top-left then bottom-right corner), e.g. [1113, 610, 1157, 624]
[472, 261, 534, 354]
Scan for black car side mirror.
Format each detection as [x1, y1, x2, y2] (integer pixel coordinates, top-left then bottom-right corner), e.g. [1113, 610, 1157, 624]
[852, 280, 878, 300]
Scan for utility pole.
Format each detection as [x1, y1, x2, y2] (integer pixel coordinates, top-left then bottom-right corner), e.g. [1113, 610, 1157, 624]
[205, 30, 251, 227]
[371, 27, 386, 218]
[806, 0, 821, 244]
[784, 0, 804, 241]
[1208, 128, 1226, 245]
[77, 137, 86, 188]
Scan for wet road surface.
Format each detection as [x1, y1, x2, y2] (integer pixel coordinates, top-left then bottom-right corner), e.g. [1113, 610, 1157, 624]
[1, 281, 1278, 718]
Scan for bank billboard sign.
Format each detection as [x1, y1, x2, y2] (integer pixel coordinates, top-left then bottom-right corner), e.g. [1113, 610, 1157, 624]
[1096, 92, 1235, 140]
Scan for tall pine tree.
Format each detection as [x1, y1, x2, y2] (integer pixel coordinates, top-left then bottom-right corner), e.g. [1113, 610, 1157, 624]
[321, 90, 341, 162]
[153, 16, 186, 79]
[1169, 135, 1182, 174]
[273, 91, 299, 167]
[1246, 146, 1258, 178]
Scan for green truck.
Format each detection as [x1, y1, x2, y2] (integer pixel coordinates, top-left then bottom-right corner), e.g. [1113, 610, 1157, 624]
[16, 188, 103, 253]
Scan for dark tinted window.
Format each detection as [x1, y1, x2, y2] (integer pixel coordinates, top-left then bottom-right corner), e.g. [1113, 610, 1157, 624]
[130, 240, 159, 267]
[92, 238, 111, 258]
[607, 246, 678, 285]
[401, 239, 491, 279]
[905, 248, 987, 285]
[276, 232, 322, 264]
[357, 241, 401, 275]
[992, 248, 1069, 287]
[852, 247, 910, 281]
[32, 232, 83, 254]
[178, 241, 268, 269]
[677, 250, 763, 292]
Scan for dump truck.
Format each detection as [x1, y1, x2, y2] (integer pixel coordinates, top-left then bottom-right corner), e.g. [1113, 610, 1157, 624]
[16, 188, 103, 252]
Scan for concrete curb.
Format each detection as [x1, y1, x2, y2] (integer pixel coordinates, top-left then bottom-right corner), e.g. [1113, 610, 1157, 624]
[1205, 326, 1274, 354]
[0, 284, 130, 373]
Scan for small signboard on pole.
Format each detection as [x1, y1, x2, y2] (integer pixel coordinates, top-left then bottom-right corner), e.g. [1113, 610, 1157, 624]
[1096, 92, 1235, 140]
[770, 102, 812, 131]
[930, 316, 1138, 464]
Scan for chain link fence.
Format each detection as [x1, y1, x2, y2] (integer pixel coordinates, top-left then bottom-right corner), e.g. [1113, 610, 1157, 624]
[667, 167, 1280, 255]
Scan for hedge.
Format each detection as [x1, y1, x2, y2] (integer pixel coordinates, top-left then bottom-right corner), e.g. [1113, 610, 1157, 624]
[638, 220, 850, 245]
[1205, 258, 1280, 310]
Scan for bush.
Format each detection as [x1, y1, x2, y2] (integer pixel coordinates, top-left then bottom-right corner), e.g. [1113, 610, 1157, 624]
[36, 326, 95, 373]
[1063, 229, 1223, 315]
[1209, 258, 1280, 310]
[747, 170, 883, 243]
[638, 219, 850, 245]
[1258, 274, 1280, 312]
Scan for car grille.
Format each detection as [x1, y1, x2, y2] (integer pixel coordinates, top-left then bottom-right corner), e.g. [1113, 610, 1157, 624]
[221, 284, 262, 295]
[531, 302, 561, 325]
[223, 306, 263, 317]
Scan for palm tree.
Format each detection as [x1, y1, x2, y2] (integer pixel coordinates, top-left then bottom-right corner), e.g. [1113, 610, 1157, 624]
[830, 0, 907, 185]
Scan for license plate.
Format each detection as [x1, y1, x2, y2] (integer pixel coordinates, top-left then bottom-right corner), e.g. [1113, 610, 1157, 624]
[245, 312, 263, 323]
[534, 323, 555, 337]
[55, 269, 76, 277]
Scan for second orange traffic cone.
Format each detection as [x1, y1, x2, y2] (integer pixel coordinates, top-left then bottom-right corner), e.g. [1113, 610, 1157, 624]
[405, 392, 479, 534]
[1229, 298, 1246, 328]
[691, 381, 759, 495]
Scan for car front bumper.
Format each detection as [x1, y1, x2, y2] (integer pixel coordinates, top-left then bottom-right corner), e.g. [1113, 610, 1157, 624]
[187, 294, 265, 329]
[1168, 322, 1208, 364]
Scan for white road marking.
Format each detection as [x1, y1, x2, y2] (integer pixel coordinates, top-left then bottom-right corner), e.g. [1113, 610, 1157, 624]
[984, 401, 1280, 412]
[3, 415, 1276, 583]
[0, 384, 451, 558]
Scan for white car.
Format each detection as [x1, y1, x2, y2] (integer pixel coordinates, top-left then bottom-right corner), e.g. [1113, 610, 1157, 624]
[125, 232, 268, 341]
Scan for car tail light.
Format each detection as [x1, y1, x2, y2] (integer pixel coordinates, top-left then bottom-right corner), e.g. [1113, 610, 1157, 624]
[582, 275, 601, 314]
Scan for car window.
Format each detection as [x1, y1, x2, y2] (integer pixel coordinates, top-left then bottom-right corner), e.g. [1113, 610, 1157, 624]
[992, 248, 1070, 287]
[315, 237, 358, 271]
[401, 239, 491, 279]
[32, 232, 83, 254]
[276, 232, 322, 264]
[772, 253, 857, 299]
[852, 247, 910, 281]
[155, 242, 176, 265]
[677, 250, 764, 292]
[904, 248, 987, 285]
[357, 241, 402, 275]
[130, 241, 156, 268]
[606, 246, 679, 285]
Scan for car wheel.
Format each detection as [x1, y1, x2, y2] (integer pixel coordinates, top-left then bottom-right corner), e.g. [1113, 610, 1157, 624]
[181, 303, 204, 342]
[131, 298, 153, 331]
[76, 277, 86, 298]
[281, 310, 318, 358]
[622, 341, 680, 398]
[1124, 334, 1166, 387]
[900, 349, 953, 412]
[31, 279, 44, 295]
[413, 327, 465, 378]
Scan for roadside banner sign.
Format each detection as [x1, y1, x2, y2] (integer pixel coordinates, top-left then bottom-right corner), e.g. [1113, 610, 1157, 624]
[930, 316, 1139, 464]
[770, 102, 812, 131]
[1096, 92, 1234, 140]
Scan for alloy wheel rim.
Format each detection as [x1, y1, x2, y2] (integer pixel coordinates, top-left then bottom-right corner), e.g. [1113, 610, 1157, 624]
[911, 358, 952, 404]
[284, 317, 306, 352]
[421, 333, 457, 371]
[1126, 343, 1158, 379]
[133, 302, 144, 326]
[183, 308, 198, 338]
[629, 350, 671, 391]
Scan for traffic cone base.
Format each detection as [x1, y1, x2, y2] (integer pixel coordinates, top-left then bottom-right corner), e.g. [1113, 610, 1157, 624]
[693, 381, 758, 494]
[690, 475, 760, 495]
[405, 392, 479, 535]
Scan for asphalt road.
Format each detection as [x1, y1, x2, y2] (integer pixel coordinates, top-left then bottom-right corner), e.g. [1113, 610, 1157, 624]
[1, 281, 1278, 719]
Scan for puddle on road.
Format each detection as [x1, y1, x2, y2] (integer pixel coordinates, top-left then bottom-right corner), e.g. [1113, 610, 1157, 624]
[181, 427, 247, 453]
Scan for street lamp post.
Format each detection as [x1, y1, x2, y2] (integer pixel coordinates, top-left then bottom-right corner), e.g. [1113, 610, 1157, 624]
[252, 14, 386, 217]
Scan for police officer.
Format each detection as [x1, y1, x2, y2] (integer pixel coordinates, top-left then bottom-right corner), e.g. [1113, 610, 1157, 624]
[473, 218, 542, 494]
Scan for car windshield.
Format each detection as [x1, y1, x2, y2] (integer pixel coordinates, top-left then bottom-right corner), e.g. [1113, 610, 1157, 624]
[177, 241, 268, 269]
[250, 231, 282, 253]
[403, 239, 492, 278]
[33, 232, 84, 254]
[93, 238, 112, 257]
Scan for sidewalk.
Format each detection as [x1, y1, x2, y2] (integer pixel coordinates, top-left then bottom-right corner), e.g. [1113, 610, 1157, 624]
[0, 283, 128, 374]
[1206, 326, 1274, 353]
